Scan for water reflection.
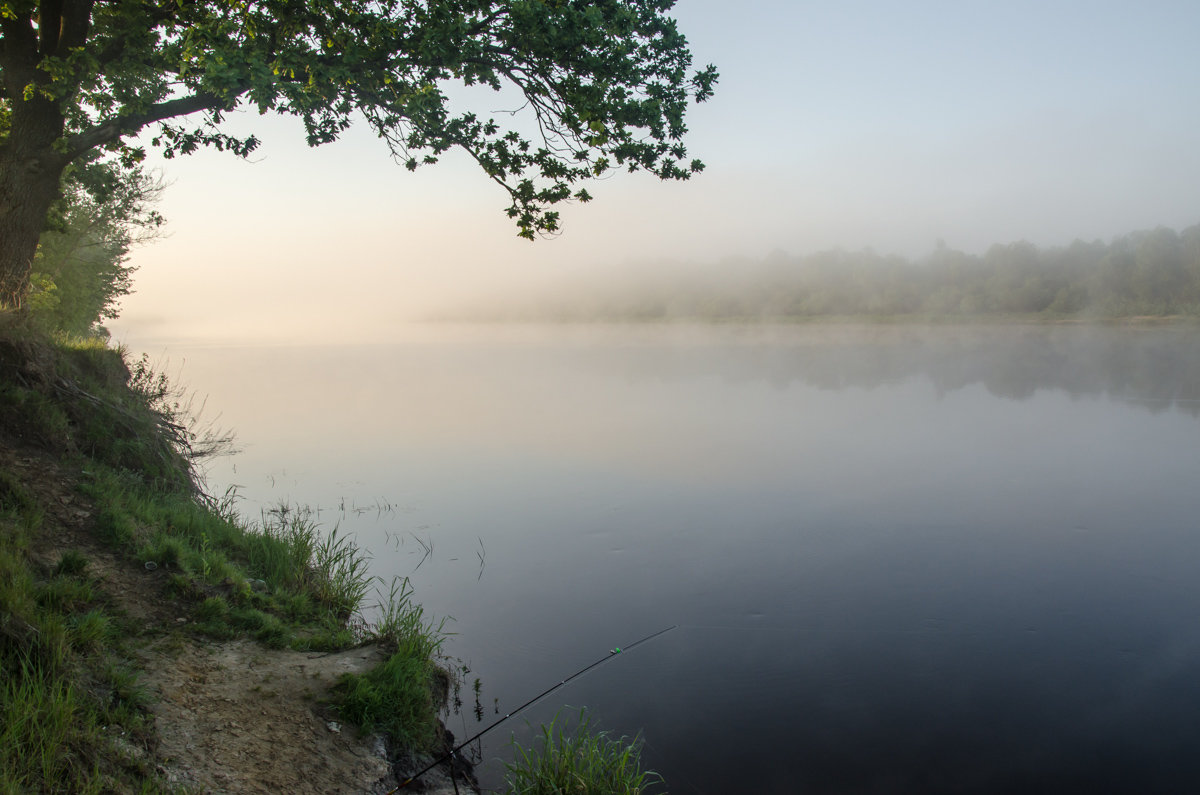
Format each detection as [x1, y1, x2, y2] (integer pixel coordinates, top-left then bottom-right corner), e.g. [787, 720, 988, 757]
[119, 323, 1200, 794]
[566, 324, 1200, 415]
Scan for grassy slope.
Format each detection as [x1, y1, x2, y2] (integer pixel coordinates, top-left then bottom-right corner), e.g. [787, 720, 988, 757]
[0, 315, 448, 792]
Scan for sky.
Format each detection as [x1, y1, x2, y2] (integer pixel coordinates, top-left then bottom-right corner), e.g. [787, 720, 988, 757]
[110, 0, 1200, 343]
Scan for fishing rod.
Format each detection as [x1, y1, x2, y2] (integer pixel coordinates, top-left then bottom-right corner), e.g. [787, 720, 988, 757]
[392, 624, 677, 791]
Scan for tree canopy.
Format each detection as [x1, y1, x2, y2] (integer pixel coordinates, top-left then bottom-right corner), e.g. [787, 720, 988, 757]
[0, 0, 717, 307]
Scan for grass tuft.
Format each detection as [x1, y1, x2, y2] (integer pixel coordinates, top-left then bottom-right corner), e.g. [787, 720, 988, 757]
[372, 576, 449, 653]
[69, 610, 115, 653]
[195, 596, 229, 622]
[504, 709, 664, 795]
[334, 577, 451, 751]
[310, 525, 373, 620]
[54, 549, 89, 577]
[37, 575, 94, 612]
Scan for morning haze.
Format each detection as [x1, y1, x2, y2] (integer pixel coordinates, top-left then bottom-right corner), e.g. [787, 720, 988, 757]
[109, 1, 1200, 344]
[64, 2, 1200, 794]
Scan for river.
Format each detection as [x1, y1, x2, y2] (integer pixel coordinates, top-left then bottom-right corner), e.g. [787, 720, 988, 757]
[117, 323, 1200, 794]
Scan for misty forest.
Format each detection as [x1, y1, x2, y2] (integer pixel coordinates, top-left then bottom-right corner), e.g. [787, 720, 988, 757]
[475, 222, 1200, 322]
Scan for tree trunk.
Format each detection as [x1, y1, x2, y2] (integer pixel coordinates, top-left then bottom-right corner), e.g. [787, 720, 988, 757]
[0, 154, 65, 309]
[0, 101, 70, 310]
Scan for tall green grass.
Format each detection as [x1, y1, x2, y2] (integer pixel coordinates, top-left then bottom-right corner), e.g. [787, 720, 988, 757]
[504, 710, 664, 795]
[334, 577, 452, 752]
[0, 654, 99, 794]
[88, 470, 377, 647]
[0, 483, 152, 792]
[249, 506, 373, 620]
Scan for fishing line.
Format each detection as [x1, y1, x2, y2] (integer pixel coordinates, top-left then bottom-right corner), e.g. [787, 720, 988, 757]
[392, 624, 677, 791]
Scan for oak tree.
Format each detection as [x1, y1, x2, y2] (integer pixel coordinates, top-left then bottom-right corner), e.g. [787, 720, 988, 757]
[0, 0, 717, 307]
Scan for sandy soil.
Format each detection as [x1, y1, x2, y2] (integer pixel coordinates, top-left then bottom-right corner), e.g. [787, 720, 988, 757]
[138, 638, 397, 793]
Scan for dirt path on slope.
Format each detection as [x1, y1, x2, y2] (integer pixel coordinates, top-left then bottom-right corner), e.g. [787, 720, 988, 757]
[136, 635, 473, 794]
[137, 638, 399, 794]
[1, 443, 473, 795]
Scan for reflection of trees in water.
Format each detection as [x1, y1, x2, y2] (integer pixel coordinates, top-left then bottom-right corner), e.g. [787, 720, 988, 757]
[926, 330, 1200, 414]
[588, 326, 1200, 417]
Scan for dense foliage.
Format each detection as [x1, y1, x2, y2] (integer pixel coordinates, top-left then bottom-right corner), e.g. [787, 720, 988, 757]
[27, 160, 162, 335]
[498, 223, 1200, 321]
[0, 0, 717, 306]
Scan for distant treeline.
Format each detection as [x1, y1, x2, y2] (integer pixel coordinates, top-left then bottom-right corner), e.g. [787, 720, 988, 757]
[488, 223, 1200, 321]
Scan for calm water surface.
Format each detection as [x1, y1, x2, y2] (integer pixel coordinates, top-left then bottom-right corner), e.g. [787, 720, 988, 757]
[123, 324, 1200, 794]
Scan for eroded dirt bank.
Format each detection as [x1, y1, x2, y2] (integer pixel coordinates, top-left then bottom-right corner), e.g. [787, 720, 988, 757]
[139, 638, 396, 793]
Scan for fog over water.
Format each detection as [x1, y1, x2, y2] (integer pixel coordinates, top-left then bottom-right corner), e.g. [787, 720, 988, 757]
[113, 1, 1200, 342]
[117, 323, 1200, 794]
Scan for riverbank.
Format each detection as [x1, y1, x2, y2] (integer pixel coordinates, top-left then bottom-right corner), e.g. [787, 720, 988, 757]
[0, 316, 477, 793]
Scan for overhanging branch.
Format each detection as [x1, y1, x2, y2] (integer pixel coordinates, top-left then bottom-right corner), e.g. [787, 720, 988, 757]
[64, 90, 240, 160]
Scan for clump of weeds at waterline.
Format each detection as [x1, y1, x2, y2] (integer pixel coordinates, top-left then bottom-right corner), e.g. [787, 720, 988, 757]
[371, 576, 450, 652]
[503, 709, 664, 795]
[248, 505, 375, 623]
[333, 576, 453, 752]
[309, 524, 373, 621]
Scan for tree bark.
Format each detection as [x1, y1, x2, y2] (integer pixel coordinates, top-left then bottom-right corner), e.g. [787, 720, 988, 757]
[0, 162, 63, 309]
[0, 5, 74, 312]
[0, 1, 91, 309]
[0, 101, 70, 310]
